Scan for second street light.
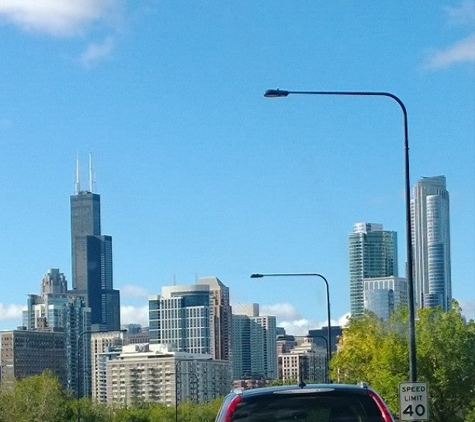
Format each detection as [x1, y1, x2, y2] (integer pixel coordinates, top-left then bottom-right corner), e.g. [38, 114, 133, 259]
[264, 88, 417, 382]
[250, 272, 332, 382]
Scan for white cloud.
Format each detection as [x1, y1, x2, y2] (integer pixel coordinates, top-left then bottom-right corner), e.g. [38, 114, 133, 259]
[446, 0, 475, 27]
[260, 303, 302, 321]
[80, 36, 115, 67]
[424, 1, 475, 70]
[260, 302, 350, 336]
[0, 303, 24, 322]
[121, 305, 149, 326]
[459, 300, 475, 320]
[426, 33, 475, 69]
[120, 284, 150, 299]
[0, 0, 120, 37]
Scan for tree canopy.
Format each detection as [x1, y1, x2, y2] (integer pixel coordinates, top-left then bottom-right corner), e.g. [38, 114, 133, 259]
[330, 303, 475, 422]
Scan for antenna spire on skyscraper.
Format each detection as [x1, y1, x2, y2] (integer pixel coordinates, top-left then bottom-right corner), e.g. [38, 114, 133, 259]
[75, 151, 81, 194]
[89, 152, 95, 193]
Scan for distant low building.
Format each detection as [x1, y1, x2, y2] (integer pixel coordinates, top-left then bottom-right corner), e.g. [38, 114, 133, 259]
[279, 337, 326, 383]
[0, 328, 67, 389]
[107, 344, 231, 407]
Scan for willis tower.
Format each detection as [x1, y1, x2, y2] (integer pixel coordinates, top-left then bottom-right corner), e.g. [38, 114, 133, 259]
[70, 154, 120, 331]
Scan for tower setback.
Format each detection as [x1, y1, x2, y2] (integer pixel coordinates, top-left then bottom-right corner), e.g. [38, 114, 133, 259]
[70, 155, 120, 331]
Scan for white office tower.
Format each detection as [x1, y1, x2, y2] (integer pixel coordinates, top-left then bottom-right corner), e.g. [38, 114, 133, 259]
[412, 176, 452, 311]
[91, 331, 127, 403]
[232, 303, 277, 381]
[363, 276, 408, 320]
[349, 223, 398, 318]
[149, 284, 212, 354]
[106, 344, 231, 406]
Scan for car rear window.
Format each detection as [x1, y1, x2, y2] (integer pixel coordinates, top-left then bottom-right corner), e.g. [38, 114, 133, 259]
[230, 390, 385, 422]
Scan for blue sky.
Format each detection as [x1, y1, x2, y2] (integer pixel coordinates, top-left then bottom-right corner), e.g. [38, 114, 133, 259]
[0, 1, 474, 335]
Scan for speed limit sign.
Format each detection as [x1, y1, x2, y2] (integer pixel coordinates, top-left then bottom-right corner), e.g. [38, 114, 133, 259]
[399, 382, 429, 421]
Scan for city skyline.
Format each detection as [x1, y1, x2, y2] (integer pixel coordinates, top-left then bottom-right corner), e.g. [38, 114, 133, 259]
[0, 1, 474, 335]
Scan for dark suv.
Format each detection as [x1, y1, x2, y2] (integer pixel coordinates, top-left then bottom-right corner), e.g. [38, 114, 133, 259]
[215, 383, 395, 422]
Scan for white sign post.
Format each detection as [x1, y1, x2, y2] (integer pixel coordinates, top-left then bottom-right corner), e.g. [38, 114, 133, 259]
[399, 382, 429, 421]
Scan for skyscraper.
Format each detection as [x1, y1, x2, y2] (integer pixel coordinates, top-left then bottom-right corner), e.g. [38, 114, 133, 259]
[196, 276, 232, 361]
[232, 304, 277, 381]
[70, 155, 120, 331]
[22, 268, 91, 397]
[349, 223, 398, 317]
[149, 284, 212, 354]
[412, 176, 451, 311]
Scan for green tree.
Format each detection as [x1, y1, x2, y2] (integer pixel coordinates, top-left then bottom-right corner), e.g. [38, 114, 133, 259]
[330, 303, 475, 422]
[0, 372, 72, 422]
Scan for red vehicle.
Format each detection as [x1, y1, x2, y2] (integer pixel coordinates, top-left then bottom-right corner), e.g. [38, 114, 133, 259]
[215, 383, 395, 422]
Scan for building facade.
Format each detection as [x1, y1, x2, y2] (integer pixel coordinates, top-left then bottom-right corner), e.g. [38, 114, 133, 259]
[363, 276, 408, 320]
[196, 276, 232, 361]
[22, 268, 91, 396]
[149, 284, 212, 354]
[232, 304, 277, 381]
[279, 338, 327, 384]
[91, 331, 127, 403]
[70, 156, 120, 331]
[349, 223, 398, 317]
[0, 328, 67, 389]
[412, 176, 452, 311]
[106, 344, 231, 406]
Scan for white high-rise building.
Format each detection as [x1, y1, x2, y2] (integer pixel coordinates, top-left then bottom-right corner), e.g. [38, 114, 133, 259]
[91, 331, 127, 403]
[412, 176, 451, 311]
[106, 344, 231, 406]
[232, 304, 277, 381]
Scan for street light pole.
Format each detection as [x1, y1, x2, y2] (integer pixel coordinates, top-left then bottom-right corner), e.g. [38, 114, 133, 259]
[250, 272, 332, 382]
[264, 88, 417, 382]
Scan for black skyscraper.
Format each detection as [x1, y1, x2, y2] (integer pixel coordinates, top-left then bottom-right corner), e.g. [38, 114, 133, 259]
[70, 156, 120, 331]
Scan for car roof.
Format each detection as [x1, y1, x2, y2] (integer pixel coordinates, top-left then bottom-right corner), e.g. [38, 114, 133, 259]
[233, 383, 374, 399]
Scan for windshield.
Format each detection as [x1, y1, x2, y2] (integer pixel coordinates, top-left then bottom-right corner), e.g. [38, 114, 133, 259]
[231, 392, 384, 422]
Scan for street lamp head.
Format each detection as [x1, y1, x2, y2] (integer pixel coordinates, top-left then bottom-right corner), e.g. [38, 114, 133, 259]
[250, 273, 264, 278]
[264, 89, 289, 98]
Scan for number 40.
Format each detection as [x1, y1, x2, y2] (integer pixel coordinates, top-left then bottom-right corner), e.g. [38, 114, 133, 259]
[403, 404, 425, 417]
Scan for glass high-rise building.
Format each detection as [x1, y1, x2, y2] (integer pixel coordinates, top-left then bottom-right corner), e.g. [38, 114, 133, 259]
[70, 156, 120, 331]
[349, 223, 398, 318]
[231, 304, 277, 381]
[149, 284, 212, 354]
[412, 176, 451, 311]
[363, 276, 408, 320]
[22, 268, 92, 397]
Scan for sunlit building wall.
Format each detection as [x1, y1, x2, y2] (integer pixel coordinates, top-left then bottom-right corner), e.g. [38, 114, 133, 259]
[363, 276, 408, 320]
[412, 176, 451, 311]
[349, 223, 398, 318]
